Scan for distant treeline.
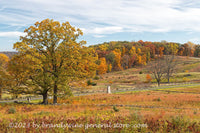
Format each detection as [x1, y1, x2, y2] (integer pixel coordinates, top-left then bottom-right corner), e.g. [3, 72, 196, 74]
[0, 52, 17, 58]
[89, 40, 199, 74]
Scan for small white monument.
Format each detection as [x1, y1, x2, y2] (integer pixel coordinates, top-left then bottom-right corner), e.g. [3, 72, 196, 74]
[107, 86, 111, 94]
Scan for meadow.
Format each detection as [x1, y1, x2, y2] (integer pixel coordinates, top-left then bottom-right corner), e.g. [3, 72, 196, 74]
[0, 86, 200, 132]
[0, 56, 200, 132]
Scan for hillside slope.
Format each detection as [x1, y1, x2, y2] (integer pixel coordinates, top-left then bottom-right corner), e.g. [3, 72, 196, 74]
[89, 56, 200, 91]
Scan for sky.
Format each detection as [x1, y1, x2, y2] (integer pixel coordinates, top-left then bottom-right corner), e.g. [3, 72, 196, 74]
[1, 0, 200, 51]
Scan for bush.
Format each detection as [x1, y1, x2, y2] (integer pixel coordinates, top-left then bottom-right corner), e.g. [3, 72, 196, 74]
[87, 80, 97, 86]
[139, 71, 143, 74]
[113, 106, 119, 112]
[7, 106, 16, 114]
[153, 97, 161, 101]
[183, 77, 190, 82]
[157, 97, 161, 101]
[146, 74, 152, 83]
[93, 76, 100, 80]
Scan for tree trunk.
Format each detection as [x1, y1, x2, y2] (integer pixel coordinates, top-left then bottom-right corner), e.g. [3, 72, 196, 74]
[157, 80, 160, 86]
[167, 72, 170, 83]
[167, 77, 170, 83]
[53, 84, 58, 104]
[42, 92, 48, 105]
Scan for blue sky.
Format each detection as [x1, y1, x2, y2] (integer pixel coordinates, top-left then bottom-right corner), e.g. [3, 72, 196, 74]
[1, 0, 200, 51]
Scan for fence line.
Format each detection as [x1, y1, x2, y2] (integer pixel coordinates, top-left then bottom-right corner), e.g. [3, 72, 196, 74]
[0, 81, 200, 102]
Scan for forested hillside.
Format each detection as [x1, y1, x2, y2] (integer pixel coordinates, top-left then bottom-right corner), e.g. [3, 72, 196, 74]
[90, 40, 199, 74]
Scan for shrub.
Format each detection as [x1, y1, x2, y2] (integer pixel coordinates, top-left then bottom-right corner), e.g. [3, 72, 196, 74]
[93, 76, 100, 80]
[193, 110, 197, 115]
[7, 106, 16, 114]
[157, 97, 161, 101]
[183, 77, 190, 82]
[146, 74, 152, 83]
[139, 71, 143, 74]
[185, 70, 189, 73]
[87, 80, 97, 86]
[153, 97, 161, 101]
[113, 106, 119, 112]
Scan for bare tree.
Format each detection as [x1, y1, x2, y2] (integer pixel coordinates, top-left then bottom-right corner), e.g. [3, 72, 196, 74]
[164, 55, 177, 83]
[149, 57, 166, 86]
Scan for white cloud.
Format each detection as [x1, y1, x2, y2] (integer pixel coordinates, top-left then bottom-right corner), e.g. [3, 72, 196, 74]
[85, 27, 123, 34]
[93, 35, 105, 38]
[93, 27, 123, 34]
[0, 31, 26, 37]
[1, 0, 200, 35]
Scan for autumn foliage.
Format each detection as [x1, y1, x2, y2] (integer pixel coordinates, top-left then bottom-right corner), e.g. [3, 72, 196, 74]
[98, 58, 107, 74]
[146, 74, 152, 83]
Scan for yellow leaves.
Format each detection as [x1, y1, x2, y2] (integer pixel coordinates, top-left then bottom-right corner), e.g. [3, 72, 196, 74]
[137, 55, 142, 65]
[0, 54, 9, 63]
[141, 54, 147, 65]
[98, 58, 107, 75]
[10, 19, 98, 102]
[137, 48, 141, 55]
[129, 46, 136, 57]
[99, 45, 108, 51]
[113, 49, 123, 71]
[80, 40, 87, 45]
[168, 43, 178, 55]
[0, 54, 9, 70]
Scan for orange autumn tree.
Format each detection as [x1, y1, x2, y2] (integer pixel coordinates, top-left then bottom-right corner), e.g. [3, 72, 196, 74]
[113, 49, 123, 71]
[141, 54, 147, 65]
[129, 46, 137, 67]
[0, 54, 9, 99]
[98, 57, 108, 75]
[137, 55, 142, 65]
[129, 46, 136, 57]
[136, 48, 142, 65]
[159, 47, 164, 57]
[13, 19, 97, 104]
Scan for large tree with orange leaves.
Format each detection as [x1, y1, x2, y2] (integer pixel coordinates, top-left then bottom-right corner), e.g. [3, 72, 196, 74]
[13, 19, 97, 104]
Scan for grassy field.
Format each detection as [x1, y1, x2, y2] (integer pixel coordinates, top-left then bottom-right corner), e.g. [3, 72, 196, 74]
[0, 85, 199, 132]
[1, 56, 200, 132]
[87, 56, 200, 91]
